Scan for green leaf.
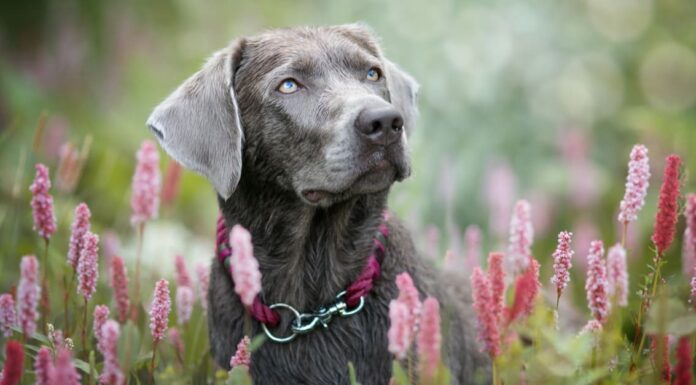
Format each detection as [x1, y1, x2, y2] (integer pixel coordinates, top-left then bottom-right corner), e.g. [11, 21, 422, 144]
[74, 357, 92, 374]
[134, 351, 154, 369]
[391, 360, 411, 385]
[118, 321, 142, 371]
[347, 362, 361, 385]
[645, 298, 696, 336]
[227, 366, 252, 385]
[88, 350, 97, 385]
[248, 333, 267, 352]
[192, 353, 211, 385]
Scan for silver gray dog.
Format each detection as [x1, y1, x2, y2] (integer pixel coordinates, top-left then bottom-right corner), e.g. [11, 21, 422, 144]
[147, 23, 490, 385]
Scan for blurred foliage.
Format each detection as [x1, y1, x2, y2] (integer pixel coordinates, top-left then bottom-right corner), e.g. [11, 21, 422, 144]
[1, 0, 696, 380]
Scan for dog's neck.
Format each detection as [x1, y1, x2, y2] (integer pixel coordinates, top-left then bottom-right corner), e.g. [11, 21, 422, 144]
[218, 176, 388, 311]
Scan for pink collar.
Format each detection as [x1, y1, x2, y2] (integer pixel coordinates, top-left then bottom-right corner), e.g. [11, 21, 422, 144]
[215, 212, 390, 342]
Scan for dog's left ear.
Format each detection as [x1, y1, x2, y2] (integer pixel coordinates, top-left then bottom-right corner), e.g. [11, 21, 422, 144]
[385, 60, 420, 135]
[146, 39, 246, 200]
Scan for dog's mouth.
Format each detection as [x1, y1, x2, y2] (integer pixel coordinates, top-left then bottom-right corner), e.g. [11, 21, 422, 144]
[300, 151, 409, 206]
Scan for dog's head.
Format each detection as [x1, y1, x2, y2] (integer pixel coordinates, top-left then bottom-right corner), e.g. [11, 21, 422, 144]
[147, 24, 419, 206]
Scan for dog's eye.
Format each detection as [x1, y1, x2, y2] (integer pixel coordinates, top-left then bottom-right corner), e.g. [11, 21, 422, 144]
[278, 79, 300, 94]
[366, 68, 382, 81]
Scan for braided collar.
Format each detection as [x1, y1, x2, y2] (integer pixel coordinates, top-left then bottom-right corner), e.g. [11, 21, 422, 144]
[215, 211, 390, 343]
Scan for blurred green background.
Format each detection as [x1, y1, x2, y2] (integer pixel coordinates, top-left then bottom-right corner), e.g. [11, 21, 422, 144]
[1, 0, 696, 311]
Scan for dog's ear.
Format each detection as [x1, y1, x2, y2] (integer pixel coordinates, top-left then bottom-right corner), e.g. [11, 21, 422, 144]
[146, 39, 246, 200]
[385, 60, 420, 136]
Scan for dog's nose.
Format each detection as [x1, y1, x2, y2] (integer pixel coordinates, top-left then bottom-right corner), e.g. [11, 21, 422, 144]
[354, 107, 404, 146]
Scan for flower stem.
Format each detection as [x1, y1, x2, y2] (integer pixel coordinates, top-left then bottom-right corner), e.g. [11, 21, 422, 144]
[630, 251, 664, 371]
[407, 348, 414, 385]
[81, 297, 88, 352]
[150, 339, 159, 384]
[41, 237, 50, 335]
[133, 223, 145, 321]
[65, 270, 76, 337]
[492, 359, 499, 385]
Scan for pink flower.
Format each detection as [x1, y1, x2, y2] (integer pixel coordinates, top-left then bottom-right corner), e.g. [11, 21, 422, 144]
[690, 274, 696, 309]
[464, 225, 482, 271]
[580, 319, 603, 335]
[34, 346, 53, 385]
[51, 348, 81, 385]
[395, 272, 421, 333]
[93, 305, 110, 345]
[652, 155, 682, 255]
[487, 252, 505, 323]
[48, 326, 64, 348]
[196, 263, 210, 312]
[506, 200, 534, 276]
[0, 294, 17, 337]
[229, 225, 262, 307]
[168, 328, 185, 359]
[417, 297, 442, 380]
[607, 244, 629, 307]
[230, 336, 251, 369]
[29, 164, 57, 240]
[149, 279, 171, 342]
[174, 255, 192, 288]
[161, 160, 183, 205]
[387, 300, 412, 360]
[683, 229, 696, 280]
[77, 231, 99, 300]
[684, 194, 696, 277]
[686, 193, 696, 243]
[651, 335, 672, 382]
[130, 140, 161, 226]
[67, 203, 91, 269]
[17, 255, 40, 336]
[470, 267, 500, 358]
[674, 336, 693, 385]
[176, 286, 194, 325]
[618, 144, 650, 223]
[585, 241, 610, 323]
[99, 320, 124, 385]
[551, 231, 574, 301]
[1, 341, 24, 385]
[109, 256, 130, 323]
[507, 258, 541, 324]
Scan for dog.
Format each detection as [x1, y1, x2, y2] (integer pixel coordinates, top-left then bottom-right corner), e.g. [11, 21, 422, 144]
[147, 23, 490, 385]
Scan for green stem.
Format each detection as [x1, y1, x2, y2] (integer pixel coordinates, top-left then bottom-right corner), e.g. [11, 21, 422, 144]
[41, 237, 50, 335]
[150, 339, 159, 384]
[134, 223, 145, 309]
[81, 297, 88, 352]
[630, 252, 663, 371]
[65, 270, 76, 337]
[407, 348, 413, 385]
[492, 359, 499, 385]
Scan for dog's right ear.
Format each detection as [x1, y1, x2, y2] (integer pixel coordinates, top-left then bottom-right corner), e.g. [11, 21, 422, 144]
[146, 39, 246, 200]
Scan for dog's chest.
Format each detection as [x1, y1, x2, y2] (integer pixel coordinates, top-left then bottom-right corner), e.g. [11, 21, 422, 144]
[249, 294, 393, 385]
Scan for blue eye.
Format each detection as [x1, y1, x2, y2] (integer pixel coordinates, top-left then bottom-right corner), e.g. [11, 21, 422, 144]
[278, 79, 300, 94]
[367, 68, 381, 81]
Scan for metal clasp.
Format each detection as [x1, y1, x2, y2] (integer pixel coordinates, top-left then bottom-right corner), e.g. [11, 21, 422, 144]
[260, 291, 366, 343]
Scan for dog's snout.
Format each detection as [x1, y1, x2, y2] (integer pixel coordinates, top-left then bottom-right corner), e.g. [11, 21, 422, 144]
[354, 107, 404, 146]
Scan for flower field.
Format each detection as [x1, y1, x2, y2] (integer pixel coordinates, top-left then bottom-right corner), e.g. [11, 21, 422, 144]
[2, 1, 696, 384]
[0, 132, 695, 385]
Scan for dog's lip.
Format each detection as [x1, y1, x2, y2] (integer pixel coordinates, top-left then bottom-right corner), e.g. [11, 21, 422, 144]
[302, 189, 330, 203]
